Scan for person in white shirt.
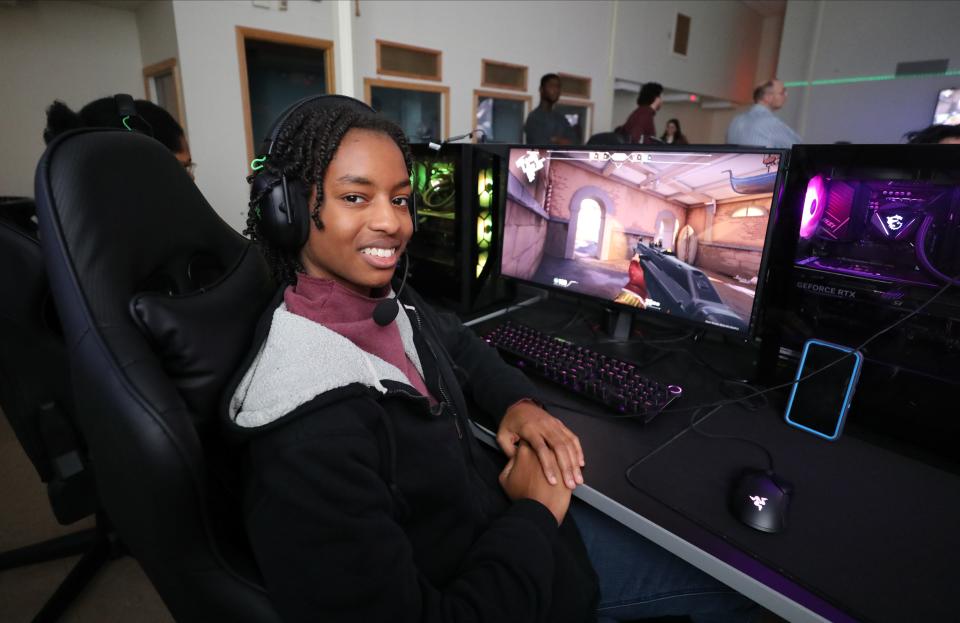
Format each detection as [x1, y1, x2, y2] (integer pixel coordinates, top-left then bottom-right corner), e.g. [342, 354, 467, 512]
[726, 80, 801, 148]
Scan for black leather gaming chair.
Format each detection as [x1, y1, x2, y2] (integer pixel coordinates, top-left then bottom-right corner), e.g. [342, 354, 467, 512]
[0, 197, 116, 623]
[587, 131, 626, 145]
[33, 129, 280, 622]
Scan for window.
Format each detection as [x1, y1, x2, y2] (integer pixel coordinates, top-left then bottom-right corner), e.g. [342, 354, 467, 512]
[365, 78, 449, 142]
[555, 100, 594, 145]
[142, 58, 185, 128]
[558, 73, 591, 99]
[377, 40, 442, 81]
[731, 206, 768, 218]
[673, 13, 691, 56]
[474, 90, 531, 143]
[236, 27, 335, 163]
[481, 59, 527, 92]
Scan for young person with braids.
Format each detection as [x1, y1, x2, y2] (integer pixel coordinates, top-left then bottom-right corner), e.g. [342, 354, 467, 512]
[225, 97, 761, 623]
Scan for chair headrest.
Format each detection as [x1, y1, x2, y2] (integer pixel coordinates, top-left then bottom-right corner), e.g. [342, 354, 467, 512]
[35, 128, 275, 427]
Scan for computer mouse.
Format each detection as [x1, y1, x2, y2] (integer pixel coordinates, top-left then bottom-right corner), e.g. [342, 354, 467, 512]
[730, 469, 791, 534]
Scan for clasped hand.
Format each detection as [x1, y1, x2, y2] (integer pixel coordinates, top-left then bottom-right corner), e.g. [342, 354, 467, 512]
[497, 400, 585, 490]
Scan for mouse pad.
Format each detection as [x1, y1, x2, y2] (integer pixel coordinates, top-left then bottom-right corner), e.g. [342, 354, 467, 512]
[625, 406, 960, 623]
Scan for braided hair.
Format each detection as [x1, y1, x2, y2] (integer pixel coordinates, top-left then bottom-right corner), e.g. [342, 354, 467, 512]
[245, 106, 413, 285]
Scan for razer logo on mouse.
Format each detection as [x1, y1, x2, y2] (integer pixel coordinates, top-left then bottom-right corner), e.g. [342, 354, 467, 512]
[749, 495, 767, 511]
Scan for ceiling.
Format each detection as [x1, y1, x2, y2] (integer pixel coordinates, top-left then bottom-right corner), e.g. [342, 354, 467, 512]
[84, 1, 147, 11]
[553, 149, 780, 205]
[741, 0, 787, 17]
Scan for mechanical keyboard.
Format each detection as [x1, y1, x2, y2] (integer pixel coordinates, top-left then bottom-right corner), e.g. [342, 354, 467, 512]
[482, 321, 682, 420]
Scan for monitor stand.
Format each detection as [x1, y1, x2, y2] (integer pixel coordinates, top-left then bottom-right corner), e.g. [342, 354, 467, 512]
[609, 310, 632, 341]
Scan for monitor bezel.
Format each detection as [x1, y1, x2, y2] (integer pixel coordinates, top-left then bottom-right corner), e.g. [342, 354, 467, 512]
[495, 142, 791, 341]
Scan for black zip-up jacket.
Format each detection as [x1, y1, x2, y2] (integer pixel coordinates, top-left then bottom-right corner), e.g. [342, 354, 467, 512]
[223, 286, 599, 623]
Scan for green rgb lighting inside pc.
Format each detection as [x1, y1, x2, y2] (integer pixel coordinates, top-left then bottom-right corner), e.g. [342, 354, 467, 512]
[405, 144, 504, 312]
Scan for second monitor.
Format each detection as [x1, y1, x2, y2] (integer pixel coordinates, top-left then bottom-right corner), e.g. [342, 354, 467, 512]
[499, 145, 788, 338]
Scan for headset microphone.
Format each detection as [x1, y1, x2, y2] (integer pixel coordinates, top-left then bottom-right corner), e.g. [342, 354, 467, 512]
[373, 253, 410, 327]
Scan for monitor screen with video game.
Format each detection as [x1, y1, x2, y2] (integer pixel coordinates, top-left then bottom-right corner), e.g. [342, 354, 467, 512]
[499, 145, 788, 336]
[933, 87, 960, 126]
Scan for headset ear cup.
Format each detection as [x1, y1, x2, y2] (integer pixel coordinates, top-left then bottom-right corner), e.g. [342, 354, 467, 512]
[254, 173, 311, 251]
[285, 178, 311, 248]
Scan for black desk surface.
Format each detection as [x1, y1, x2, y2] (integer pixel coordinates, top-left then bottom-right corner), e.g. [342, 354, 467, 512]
[468, 299, 960, 623]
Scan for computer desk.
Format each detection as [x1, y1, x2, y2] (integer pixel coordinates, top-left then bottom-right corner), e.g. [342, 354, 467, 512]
[465, 300, 960, 623]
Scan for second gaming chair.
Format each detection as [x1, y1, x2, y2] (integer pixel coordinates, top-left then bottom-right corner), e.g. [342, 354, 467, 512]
[33, 129, 281, 622]
[0, 197, 117, 622]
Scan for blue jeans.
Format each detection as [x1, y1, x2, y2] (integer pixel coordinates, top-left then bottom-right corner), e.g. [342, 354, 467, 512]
[569, 501, 760, 623]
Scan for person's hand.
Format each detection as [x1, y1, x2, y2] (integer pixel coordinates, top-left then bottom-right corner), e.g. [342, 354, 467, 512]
[498, 401, 584, 490]
[499, 442, 571, 525]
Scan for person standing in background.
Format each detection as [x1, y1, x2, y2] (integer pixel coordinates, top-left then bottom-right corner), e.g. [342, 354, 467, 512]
[620, 82, 663, 144]
[524, 73, 577, 145]
[726, 80, 801, 148]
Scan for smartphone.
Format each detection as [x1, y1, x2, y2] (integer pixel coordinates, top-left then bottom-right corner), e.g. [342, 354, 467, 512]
[784, 339, 863, 441]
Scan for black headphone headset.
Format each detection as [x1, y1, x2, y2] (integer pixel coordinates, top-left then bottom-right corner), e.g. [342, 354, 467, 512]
[250, 94, 417, 252]
[114, 93, 154, 136]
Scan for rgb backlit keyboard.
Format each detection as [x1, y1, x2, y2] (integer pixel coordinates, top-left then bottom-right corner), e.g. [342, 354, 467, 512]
[483, 321, 682, 421]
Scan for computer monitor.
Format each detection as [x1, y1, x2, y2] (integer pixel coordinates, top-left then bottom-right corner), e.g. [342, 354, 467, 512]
[498, 145, 788, 338]
[932, 88, 960, 126]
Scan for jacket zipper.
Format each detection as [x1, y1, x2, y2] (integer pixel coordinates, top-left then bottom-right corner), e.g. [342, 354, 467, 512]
[407, 303, 494, 523]
[408, 307, 469, 445]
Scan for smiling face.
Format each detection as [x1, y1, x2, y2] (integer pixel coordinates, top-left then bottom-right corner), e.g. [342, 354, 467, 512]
[299, 128, 413, 296]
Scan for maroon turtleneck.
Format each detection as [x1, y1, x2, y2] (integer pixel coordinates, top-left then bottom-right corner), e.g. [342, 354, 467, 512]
[284, 273, 434, 402]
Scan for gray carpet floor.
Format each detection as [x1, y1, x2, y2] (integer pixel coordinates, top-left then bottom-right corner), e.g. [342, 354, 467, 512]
[0, 409, 173, 622]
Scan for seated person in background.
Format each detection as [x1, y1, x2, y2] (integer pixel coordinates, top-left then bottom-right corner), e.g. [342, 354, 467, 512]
[904, 124, 960, 144]
[524, 73, 577, 144]
[43, 96, 194, 178]
[227, 98, 761, 623]
[725, 80, 800, 149]
[661, 117, 690, 145]
[621, 82, 663, 144]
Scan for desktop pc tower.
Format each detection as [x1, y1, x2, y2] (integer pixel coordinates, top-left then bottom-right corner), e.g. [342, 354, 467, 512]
[759, 144, 960, 469]
[406, 143, 513, 315]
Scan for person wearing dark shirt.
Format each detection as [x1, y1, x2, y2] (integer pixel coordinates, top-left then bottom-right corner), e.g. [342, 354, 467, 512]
[661, 118, 690, 145]
[621, 82, 663, 144]
[524, 73, 577, 145]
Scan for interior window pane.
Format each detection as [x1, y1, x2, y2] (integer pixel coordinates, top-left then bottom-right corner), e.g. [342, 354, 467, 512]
[245, 40, 328, 147]
[370, 86, 442, 142]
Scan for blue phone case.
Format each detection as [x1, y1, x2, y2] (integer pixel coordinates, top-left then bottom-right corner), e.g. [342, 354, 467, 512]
[784, 338, 863, 441]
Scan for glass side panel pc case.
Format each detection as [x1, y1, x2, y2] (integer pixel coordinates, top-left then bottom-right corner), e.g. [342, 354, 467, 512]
[763, 144, 960, 383]
[405, 143, 509, 314]
[498, 144, 789, 339]
[760, 144, 960, 470]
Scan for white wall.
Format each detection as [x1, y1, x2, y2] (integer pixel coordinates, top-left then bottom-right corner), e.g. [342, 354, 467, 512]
[777, 0, 960, 143]
[0, 1, 143, 198]
[351, 0, 617, 142]
[612, 0, 765, 105]
[136, 0, 179, 68]
[172, 0, 339, 231]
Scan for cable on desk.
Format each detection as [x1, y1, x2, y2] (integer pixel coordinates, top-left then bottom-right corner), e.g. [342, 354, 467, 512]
[688, 403, 776, 473]
[649, 274, 957, 420]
